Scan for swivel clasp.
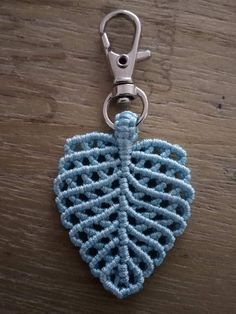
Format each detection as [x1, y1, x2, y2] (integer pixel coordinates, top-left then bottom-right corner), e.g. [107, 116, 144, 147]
[100, 10, 151, 128]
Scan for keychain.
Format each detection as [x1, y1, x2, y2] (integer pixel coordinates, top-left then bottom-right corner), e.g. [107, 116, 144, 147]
[54, 10, 194, 299]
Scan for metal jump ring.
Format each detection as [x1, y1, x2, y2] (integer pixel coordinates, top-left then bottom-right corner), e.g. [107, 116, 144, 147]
[103, 87, 149, 129]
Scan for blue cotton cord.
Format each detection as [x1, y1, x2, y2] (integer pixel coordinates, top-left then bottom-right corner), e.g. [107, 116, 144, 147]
[54, 111, 195, 299]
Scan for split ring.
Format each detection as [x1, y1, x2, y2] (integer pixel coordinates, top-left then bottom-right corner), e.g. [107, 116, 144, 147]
[103, 87, 149, 129]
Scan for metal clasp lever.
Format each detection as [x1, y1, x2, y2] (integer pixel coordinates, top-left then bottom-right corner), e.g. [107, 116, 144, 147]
[100, 10, 151, 129]
[100, 10, 151, 97]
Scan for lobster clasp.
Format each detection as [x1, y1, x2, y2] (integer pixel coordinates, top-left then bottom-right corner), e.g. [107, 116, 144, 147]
[100, 9, 151, 87]
[100, 10, 151, 129]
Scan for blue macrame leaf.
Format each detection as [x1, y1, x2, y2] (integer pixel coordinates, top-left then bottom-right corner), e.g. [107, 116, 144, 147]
[54, 111, 194, 298]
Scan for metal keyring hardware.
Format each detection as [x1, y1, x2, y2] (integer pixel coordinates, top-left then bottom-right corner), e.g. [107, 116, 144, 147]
[103, 87, 148, 129]
[100, 9, 151, 129]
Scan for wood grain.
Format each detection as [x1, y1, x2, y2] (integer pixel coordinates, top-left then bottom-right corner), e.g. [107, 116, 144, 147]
[0, 0, 236, 313]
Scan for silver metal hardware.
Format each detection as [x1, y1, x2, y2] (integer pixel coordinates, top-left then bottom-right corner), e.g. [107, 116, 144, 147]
[100, 9, 151, 129]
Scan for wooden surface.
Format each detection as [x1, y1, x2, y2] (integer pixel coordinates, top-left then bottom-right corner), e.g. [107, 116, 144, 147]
[0, 0, 236, 313]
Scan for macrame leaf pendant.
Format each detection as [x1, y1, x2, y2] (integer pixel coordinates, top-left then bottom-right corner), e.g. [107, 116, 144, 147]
[54, 111, 194, 298]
